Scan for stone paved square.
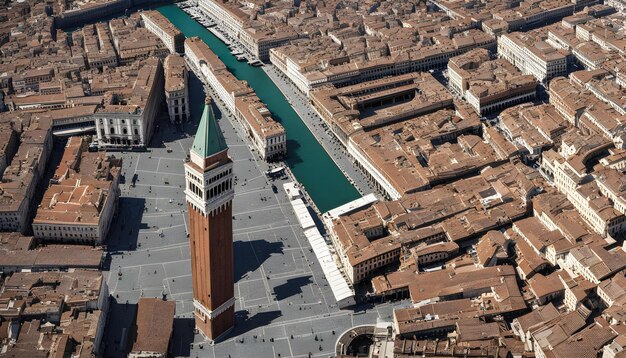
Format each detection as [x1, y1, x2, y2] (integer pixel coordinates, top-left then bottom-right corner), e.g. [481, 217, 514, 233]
[101, 74, 400, 358]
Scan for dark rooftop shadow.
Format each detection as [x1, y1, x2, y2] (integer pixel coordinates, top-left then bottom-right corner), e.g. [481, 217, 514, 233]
[230, 310, 282, 338]
[106, 197, 146, 252]
[171, 317, 195, 357]
[272, 276, 312, 301]
[102, 297, 138, 358]
[233, 239, 284, 282]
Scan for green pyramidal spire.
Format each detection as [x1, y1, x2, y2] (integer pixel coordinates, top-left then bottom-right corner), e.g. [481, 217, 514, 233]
[191, 97, 227, 158]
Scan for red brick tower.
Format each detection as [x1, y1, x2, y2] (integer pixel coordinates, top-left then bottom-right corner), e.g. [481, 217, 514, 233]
[184, 97, 234, 341]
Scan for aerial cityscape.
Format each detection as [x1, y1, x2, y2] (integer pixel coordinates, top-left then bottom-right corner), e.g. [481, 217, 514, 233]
[0, 0, 626, 356]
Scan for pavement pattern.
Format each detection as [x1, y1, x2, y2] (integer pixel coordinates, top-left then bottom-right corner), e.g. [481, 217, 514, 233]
[101, 74, 405, 358]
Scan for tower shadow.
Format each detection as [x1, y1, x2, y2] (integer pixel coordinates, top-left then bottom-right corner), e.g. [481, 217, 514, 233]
[171, 317, 195, 357]
[272, 275, 312, 301]
[233, 239, 284, 282]
[231, 310, 282, 337]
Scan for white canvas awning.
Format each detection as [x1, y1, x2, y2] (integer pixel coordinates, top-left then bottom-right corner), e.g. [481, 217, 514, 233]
[289, 197, 355, 307]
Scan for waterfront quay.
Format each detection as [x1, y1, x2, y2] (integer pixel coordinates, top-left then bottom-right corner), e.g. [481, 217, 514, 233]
[102, 73, 400, 357]
[262, 65, 377, 197]
[158, 4, 361, 214]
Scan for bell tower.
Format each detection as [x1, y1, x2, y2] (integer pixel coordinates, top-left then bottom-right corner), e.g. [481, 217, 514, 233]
[184, 97, 235, 341]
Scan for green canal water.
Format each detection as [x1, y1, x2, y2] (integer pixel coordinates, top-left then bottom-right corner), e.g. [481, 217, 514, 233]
[158, 4, 360, 213]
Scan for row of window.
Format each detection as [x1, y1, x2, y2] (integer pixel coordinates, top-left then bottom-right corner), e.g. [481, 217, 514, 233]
[173, 105, 186, 114]
[39, 231, 96, 239]
[206, 179, 232, 199]
[188, 178, 234, 201]
[100, 127, 139, 136]
[99, 118, 138, 125]
[187, 171, 202, 186]
[355, 250, 399, 274]
[266, 144, 286, 154]
[207, 168, 232, 185]
[266, 136, 284, 145]
[189, 181, 202, 197]
[36, 225, 95, 232]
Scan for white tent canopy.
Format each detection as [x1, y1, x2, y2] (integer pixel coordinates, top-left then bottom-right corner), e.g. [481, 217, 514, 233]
[289, 197, 355, 308]
[325, 193, 378, 220]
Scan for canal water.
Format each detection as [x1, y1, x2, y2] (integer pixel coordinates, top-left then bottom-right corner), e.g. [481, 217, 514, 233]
[158, 4, 360, 213]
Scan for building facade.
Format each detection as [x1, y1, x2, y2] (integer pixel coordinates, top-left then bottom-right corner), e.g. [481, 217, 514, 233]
[184, 97, 235, 341]
[164, 54, 190, 124]
[197, 0, 296, 61]
[141, 11, 185, 54]
[498, 33, 567, 84]
[31, 137, 121, 245]
[448, 49, 537, 116]
[185, 37, 286, 161]
[93, 58, 163, 149]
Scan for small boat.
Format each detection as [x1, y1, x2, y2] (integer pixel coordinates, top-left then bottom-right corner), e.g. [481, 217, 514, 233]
[236, 54, 246, 61]
[266, 166, 285, 176]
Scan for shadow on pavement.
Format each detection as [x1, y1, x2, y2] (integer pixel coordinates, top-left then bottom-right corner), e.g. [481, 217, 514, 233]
[272, 275, 312, 301]
[106, 197, 146, 252]
[231, 310, 282, 338]
[102, 297, 138, 358]
[233, 239, 284, 282]
[171, 317, 195, 357]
